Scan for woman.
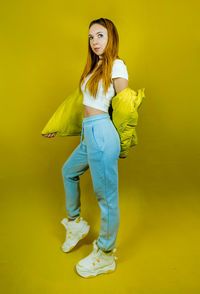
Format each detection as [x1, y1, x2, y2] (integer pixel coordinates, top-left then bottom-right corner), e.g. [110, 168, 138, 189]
[43, 18, 129, 278]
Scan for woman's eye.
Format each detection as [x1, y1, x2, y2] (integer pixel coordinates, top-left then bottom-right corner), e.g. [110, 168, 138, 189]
[89, 34, 103, 40]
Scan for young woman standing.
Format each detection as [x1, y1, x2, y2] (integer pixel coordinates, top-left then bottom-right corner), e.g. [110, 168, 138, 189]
[43, 18, 128, 278]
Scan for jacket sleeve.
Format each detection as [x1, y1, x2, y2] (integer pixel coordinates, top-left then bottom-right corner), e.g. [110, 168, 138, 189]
[111, 87, 145, 158]
[130, 88, 145, 147]
[41, 88, 83, 136]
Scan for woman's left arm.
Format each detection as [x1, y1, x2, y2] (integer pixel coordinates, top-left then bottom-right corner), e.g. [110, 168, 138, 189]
[112, 77, 128, 94]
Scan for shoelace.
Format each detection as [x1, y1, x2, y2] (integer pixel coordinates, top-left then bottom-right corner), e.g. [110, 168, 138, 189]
[66, 216, 84, 238]
[91, 240, 118, 262]
[61, 217, 79, 228]
[61, 216, 84, 239]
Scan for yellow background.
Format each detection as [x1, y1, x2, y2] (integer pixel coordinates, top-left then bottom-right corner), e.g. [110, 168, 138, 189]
[1, 0, 200, 293]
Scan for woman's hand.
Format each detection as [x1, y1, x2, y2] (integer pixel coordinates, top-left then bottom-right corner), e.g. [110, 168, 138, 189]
[42, 132, 57, 138]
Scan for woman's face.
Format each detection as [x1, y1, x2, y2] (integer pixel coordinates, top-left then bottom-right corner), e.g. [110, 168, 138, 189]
[89, 24, 108, 59]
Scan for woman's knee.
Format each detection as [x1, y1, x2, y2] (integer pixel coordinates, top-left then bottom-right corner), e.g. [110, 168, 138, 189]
[61, 160, 71, 178]
[62, 162, 80, 183]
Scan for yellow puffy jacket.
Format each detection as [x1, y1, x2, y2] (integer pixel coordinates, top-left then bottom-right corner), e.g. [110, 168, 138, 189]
[41, 87, 145, 158]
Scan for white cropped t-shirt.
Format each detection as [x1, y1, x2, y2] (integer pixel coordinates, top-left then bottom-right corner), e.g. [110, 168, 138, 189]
[81, 59, 128, 112]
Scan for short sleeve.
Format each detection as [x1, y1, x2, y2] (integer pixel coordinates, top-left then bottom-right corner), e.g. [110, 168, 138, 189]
[111, 59, 128, 80]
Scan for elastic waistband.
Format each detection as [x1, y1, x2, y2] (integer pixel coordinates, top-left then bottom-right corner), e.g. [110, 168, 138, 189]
[83, 113, 110, 124]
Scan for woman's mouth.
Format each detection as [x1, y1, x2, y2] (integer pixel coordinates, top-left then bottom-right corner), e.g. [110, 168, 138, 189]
[94, 48, 100, 51]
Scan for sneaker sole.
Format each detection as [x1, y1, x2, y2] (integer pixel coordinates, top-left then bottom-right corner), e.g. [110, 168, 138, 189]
[75, 261, 116, 278]
[61, 225, 90, 253]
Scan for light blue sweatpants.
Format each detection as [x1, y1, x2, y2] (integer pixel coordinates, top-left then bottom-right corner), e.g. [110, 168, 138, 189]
[61, 113, 121, 252]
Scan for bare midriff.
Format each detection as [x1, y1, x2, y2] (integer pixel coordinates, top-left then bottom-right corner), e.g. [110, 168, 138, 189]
[83, 105, 107, 118]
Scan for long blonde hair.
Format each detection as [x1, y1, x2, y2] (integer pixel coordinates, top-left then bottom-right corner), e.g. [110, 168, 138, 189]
[79, 18, 126, 97]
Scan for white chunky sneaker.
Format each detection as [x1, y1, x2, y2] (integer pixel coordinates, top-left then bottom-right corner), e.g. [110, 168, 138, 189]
[61, 216, 90, 253]
[76, 239, 118, 278]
